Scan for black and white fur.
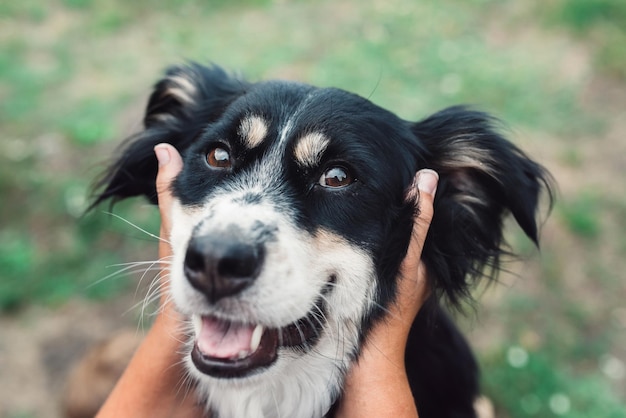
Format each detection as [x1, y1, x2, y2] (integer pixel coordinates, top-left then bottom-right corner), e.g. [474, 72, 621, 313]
[93, 63, 553, 418]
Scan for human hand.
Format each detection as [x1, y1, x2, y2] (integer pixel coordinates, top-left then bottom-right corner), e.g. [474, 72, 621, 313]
[96, 143, 202, 418]
[336, 169, 438, 417]
[154, 143, 183, 301]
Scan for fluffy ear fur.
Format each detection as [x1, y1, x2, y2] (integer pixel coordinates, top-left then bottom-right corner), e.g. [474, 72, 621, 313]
[412, 106, 554, 306]
[91, 64, 249, 207]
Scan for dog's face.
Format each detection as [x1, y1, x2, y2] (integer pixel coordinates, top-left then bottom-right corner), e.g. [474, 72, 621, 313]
[167, 81, 418, 381]
[94, 63, 551, 415]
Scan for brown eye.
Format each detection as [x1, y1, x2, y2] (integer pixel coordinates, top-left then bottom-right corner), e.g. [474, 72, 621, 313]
[207, 146, 231, 168]
[319, 166, 353, 188]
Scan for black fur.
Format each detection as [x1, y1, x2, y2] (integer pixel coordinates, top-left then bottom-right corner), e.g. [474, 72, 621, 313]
[93, 64, 251, 206]
[92, 63, 553, 417]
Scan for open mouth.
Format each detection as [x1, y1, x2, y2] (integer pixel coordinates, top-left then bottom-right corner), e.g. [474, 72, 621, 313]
[190, 309, 325, 378]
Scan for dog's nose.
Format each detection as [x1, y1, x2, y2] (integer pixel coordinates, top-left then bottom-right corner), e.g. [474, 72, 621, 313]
[184, 235, 264, 303]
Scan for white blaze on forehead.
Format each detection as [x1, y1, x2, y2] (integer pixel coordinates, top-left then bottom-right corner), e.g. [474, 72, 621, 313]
[239, 115, 269, 148]
[293, 132, 330, 168]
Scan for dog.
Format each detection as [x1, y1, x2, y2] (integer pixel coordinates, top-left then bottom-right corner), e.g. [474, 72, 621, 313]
[92, 63, 553, 417]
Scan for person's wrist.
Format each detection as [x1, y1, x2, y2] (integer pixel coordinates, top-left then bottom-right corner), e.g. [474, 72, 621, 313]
[360, 336, 406, 372]
[366, 325, 408, 360]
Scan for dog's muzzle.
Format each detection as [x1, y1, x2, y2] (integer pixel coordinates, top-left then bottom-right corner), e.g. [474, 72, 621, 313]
[182, 230, 326, 378]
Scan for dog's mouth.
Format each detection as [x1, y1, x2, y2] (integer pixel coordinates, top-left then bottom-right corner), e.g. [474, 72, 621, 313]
[190, 309, 324, 378]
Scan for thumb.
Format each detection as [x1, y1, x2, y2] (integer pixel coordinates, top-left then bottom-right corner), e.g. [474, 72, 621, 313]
[154, 143, 183, 236]
[405, 169, 438, 252]
[399, 169, 439, 286]
[414, 169, 438, 234]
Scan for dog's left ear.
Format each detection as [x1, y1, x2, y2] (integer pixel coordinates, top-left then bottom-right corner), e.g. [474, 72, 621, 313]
[411, 106, 554, 306]
[91, 63, 249, 208]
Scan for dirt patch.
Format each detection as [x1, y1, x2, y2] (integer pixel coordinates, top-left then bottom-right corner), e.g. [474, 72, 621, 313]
[0, 296, 141, 418]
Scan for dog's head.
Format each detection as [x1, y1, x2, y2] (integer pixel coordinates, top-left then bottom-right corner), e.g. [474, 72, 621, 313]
[93, 63, 552, 388]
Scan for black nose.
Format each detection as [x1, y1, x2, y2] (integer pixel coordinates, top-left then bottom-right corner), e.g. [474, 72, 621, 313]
[183, 235, 264, 303]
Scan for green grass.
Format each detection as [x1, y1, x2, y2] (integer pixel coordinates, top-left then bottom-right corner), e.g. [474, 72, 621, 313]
[483, 345, 626, 418]
[558, 192, 602, 239]
[60, 97, 128, 144]
[477, 281, 626, 416]
[541, 0, 626, 33]
[0, 0, 625, 415]
[536, 0, 626, 79]
[0, 199, 161, 312]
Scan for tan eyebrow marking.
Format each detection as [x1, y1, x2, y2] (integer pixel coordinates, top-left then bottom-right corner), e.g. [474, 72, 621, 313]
[294, 132, 330, 168]
[239, 115, 269, 148]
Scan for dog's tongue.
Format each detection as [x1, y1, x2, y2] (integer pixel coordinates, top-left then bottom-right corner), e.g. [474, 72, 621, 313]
[197, 316, 258, 359]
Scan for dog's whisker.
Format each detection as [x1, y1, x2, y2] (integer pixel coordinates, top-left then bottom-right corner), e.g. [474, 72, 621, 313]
[172, 366, 201, 409]
[304, 316, 318, 341]
[294, 321, 313, 352]
[134, 257, 172, 299]
[135, 276, 163, 312]
[130, 271, 172, 327]
[142, 265, 171, 300]
[171, 323, 194, 351]
[126, 286, 165, 325]
[175, 377, 196, 408]
[142, 285, 168, 313]
[103, 211, 171, 244]
[134, 289, 163, 319]
[172, 357, 198, 404]
[89, 257, 174, 299]
[89, 264, 158, 288]
[310, 302, 333, 342]
[107, 257, 173, 268]
[142, 277, 173, 318]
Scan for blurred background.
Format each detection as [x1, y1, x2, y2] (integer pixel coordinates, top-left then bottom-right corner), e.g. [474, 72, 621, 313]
[0, 0, 625, 417]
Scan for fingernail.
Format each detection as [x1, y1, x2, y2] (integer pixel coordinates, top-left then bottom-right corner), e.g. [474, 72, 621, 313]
[417, 169, 439, 196]
[154, 144, 171, 167]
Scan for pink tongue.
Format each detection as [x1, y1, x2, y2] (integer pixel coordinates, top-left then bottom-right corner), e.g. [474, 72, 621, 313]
[196, 316, 255, 359]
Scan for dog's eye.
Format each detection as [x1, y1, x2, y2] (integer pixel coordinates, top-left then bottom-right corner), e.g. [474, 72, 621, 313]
[206, 146, 232, 169]
[319, 166, 353, 188]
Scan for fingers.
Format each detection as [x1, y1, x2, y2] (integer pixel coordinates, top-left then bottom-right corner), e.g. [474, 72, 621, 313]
[401, 169, 439, 276]
[154, 144, 184, 238]
[412, 168, 438, 246]
[407, 168, 438, 229]
[154, 144, 183, 270]
[357, 170, 440, 362]
[154, 144, 183, 308]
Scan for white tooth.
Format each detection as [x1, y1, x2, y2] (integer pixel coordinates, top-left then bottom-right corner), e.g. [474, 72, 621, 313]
[192, 315, 202, 337]
[250, 324, 264, 352]
[237, 350, 249, 359]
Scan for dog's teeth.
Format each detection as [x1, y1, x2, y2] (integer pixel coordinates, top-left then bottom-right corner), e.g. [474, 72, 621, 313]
[250, 324, 264, 352]
[237, 350, 250, 359]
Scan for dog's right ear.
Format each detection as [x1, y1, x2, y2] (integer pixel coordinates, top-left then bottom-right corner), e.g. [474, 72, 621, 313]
[90, 63, 249, 208]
